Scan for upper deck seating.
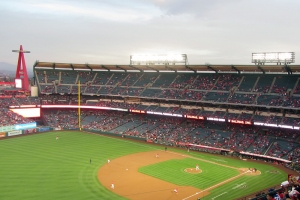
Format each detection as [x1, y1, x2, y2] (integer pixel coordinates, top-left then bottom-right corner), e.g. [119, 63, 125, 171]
[271, 75, 298, 94]
[36, 70, 46, 84]
[77, 71, 94, 84]
[85, 86, 100, 94]
[93, 72, 113, 85]
[107, 73, 128, 86]
[237, 75, 258, 92]
[60, 71, 78, 84]
[140, 89, 162, 98]
[202, 92, 229, 102]
[228, 93, 256, 104]
[134, 73, 159, 87]
[121, 73, 142, 86]
[256, 94, 283, 106]
[188, 74, 215, 90]
[169, 74, 198, 89]
[212, 74, 242, 91]
[253, 75, 275, 93]
[152, 73, 177, 88]
[46, 70, 59, 84]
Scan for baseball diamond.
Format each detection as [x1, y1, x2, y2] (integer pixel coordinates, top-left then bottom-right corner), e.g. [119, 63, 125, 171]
[0, 131, 294, 200]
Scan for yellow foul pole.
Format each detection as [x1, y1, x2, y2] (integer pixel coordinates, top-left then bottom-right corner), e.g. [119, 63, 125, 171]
[78, 80, 81, 131]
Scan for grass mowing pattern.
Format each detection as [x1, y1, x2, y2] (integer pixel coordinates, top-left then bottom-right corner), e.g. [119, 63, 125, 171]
[139, 158, 239, 188]
[0, 131, 287, 200]
[0, 131, 152, 200]
[139, 153, 287, 200]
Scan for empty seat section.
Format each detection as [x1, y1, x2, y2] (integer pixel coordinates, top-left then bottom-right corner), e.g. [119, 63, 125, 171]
[228, 93, 256, 104]
[134, 73, 159, 87]
[202, 92, 229, 102]
[93, 72, 113, 85]
[254, 75, 275, 93]
[152, 74, 177, 87]
[121, 73, 142, 86]
[238, 75, 258, 92]
[170, 74, 198, 89]
[60, 71, 78, 84]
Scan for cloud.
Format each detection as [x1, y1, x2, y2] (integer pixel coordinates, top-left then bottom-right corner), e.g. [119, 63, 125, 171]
[1, 0, 162, 22]
[0, 0, 300, 66]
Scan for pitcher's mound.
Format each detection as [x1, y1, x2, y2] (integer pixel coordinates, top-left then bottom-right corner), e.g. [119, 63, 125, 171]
[184, 168, 202, 174]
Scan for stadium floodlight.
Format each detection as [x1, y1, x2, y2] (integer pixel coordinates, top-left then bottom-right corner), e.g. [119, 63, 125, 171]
[130, 54, 187, 65]
[252, 52, 295, 65]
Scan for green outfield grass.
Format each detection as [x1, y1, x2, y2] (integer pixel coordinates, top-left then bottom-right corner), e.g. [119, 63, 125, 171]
[0, 131, 287, 200]
[139, 154, 286, 199]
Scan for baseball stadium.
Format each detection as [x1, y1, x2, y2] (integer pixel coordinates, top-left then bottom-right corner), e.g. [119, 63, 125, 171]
[1, 51, 300, 200]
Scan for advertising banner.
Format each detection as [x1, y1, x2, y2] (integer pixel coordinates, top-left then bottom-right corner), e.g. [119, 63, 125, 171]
[0, 126, 14, 132]
[14, 122, 37, 130]
[24, 128, 36, 134]
[38, 127, 50, 132]
[0, 132, 6, 138]
[7, 130, 22, 137]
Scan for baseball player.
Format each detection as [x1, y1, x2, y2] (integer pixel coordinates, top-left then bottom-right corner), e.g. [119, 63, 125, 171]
[196, 164, 199, 170]
[156, 153, 159, 158]
[111, 182, 114, 189]
[56, 135, 59, 140]
[108, 158, 110, 163]
[174, 188, 178, 194]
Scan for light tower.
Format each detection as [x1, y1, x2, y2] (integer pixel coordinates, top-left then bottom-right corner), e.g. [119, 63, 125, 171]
[12, 45, 30, 91]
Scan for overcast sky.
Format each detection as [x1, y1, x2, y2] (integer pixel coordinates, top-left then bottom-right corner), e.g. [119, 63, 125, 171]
[0, 0, 300, 69]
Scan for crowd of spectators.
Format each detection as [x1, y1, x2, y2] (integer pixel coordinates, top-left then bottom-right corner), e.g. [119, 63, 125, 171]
[35, 70, 300, 111]
[1, 93, 299, 129]
[160, 89, 205, 101]
[2, 71, 300, 165]
[213, 74, 241, 91]
[0, 108, 35, 127]
[38, 108, 300, 162]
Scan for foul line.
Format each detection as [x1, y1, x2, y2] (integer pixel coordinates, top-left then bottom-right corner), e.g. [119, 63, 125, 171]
[182, 170, 251, 200]
[165, 150, 238, 170]
[212, 192, 227, 200]
[82, 131, 255, 200]
[84, 131, 245, 172]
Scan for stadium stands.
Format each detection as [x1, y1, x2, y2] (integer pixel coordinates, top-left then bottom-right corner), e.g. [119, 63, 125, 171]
[2, 64, 300, 173]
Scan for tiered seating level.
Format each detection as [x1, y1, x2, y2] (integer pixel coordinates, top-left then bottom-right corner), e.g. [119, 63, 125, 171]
[238, 74, 258, 92]
[254, 75, 275, 93]
[212, 74, 241, 91]
[152, 73, 177, 87]
[170, 74, 198, 89]
[34, 69, 300, 128]
[34, 70, 300, 110]
[271, 75, 299, 94]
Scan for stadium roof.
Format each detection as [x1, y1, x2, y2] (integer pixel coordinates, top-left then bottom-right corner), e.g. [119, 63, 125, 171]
[33, 61, 300, 73]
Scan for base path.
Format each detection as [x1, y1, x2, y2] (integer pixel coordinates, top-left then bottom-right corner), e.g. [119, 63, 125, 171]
[98, 150, 208, 200]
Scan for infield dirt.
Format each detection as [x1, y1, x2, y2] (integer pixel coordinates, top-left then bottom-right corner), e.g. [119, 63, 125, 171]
[98, 150, 207, 200]
[97, 150, 262, 200]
